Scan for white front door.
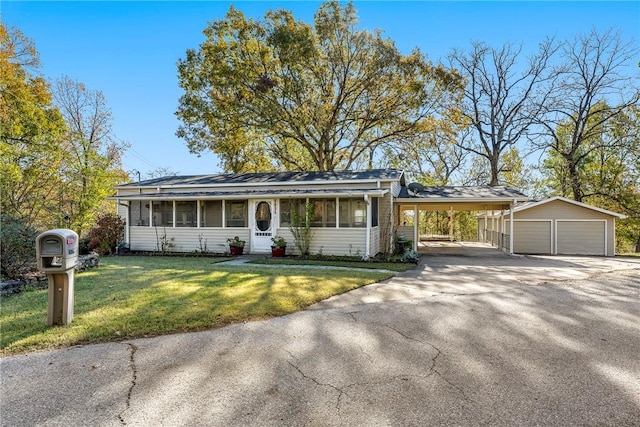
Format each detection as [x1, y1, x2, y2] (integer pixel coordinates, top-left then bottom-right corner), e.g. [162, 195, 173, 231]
[251, 200, 274, 252]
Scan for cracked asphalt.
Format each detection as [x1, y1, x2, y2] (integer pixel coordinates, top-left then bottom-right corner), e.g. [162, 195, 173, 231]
[2, 252, 639, 426]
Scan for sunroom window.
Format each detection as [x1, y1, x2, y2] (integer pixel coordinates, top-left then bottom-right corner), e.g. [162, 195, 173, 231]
[225, 200, 247, 227]
[339, 198, 367, 228]
[130, 201, 150, 226]
[176, 201, 197, 227]
[200, 200, 223, 227]
[152, 201, 173, 227]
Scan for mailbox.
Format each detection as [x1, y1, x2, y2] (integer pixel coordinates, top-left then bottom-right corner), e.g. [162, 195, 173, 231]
[36, 229, 78, 272]
[35, 229, 78, 326]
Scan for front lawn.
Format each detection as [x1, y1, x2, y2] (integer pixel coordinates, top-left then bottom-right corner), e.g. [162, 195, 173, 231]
[0, 256, 392, 355]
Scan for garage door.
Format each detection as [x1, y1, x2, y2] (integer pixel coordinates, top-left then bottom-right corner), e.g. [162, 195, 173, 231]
[557, 220, 606, 255]
[508, 220, 552, 254]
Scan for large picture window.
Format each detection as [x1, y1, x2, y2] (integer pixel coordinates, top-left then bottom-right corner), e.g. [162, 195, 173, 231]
[152, 201, 173, 226]
[176, 201, 197, 227]
[130, 201, 150, 226]
[200, 200, 223, 227]
[225, 200, 247, 227]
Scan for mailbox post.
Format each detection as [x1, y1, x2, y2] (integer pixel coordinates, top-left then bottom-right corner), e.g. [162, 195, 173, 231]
[35, 229, 79, 326]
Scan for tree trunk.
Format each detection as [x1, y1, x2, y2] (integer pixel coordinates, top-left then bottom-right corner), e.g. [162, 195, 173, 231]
[567, 158, 583, 202]
[489, 156, 500, 186]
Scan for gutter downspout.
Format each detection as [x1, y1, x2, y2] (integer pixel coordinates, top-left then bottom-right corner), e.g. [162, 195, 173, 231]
[364, 194, 371, 259]
[414, 204, 419, 251]
[119, 202, 130, 245]
[509, 200, 515, 255]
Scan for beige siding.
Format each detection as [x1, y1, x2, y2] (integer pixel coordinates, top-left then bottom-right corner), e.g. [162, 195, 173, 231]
[370, 227, 380, 256]
[116, 188, 143, 196]
[275, 228, 367, 256]
[128, 227, 250, 253]
[506, 220, 552, 254]
[516, 200, 609, 220]
[391, 181, 402, 197]
[117, 202, 128, 218]
[515, 200, 616, 256]
[557, 220, 606, 255]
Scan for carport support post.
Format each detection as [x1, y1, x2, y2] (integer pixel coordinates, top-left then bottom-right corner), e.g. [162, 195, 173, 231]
[484, 211, 488, 243]
[509, 200, 514, 254]
[413, 204, 418, 251]
[449, 206, 454, 242]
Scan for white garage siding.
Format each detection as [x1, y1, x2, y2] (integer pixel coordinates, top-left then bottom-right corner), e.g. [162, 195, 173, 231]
[556, 220, 606, 256]
[505, 220, 552, 254]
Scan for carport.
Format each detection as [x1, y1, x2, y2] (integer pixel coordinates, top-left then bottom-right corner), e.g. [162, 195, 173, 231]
[394, 185, 529, 255]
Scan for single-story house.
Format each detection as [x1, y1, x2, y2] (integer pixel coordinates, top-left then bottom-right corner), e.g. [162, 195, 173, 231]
[478, 196, 626, 256]
[111, 169, 624, 257]
[112, 169, 403, 257]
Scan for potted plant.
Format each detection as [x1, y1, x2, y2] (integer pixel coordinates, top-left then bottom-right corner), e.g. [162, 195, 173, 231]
[270, 235, 287, 257]
[227, 236, 246, 255]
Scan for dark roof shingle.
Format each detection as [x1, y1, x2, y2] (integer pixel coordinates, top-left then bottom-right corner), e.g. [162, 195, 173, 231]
[117, 169, 403, 188]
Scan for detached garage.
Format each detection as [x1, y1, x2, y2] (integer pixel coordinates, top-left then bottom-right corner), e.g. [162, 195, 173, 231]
[504, 197, 625, 256]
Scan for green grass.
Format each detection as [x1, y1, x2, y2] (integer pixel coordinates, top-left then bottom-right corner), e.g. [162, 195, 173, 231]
[248, 257, 418, 272]
[0, 256, 392, 356]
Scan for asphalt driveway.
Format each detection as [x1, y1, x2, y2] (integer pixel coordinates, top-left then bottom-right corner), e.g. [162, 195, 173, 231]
[2, 254, 639, 426]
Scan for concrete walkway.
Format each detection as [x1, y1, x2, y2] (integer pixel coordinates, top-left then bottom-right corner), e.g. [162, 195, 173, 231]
[216, 254, 400, 273]
[2, 255, 639, 426]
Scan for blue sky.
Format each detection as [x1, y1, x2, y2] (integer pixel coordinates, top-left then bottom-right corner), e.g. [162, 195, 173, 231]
[3, 1, 639, 177]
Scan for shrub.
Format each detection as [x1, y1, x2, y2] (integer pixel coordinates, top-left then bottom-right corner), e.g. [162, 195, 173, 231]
[290, 201, 314, 256]
[78, 237, 91, 255]
[86, 213, 125, 255]
[401, 250, 420, 264]
[0, 215, 39, 279]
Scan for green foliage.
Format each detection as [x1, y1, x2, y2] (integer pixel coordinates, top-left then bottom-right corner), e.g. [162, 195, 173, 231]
[227, 236, 246, 248]
[52, 76, 128, 235]
[289, 201, 314, 256]
[270, 235, 287, 248]
[0, 214, 39, 279]
[176, 1, 462, 172]
[1, 25, 127, 236]
[85, 213, 125, 255]
[1, 24, 68, 231]
[401, 250, 420, 264]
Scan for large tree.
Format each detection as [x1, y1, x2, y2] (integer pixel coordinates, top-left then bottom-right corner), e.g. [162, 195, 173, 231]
[448, 39, 558, 185]
[535, 29, 639, 202]
[176, 1, 461, 172]
[0, 24, 67, 230]
[540, 105, 640, 252]
[52, 76, 127, 235]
